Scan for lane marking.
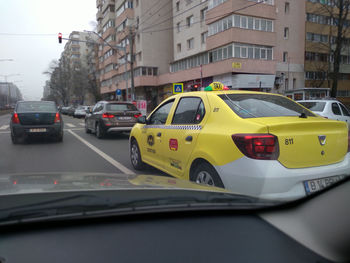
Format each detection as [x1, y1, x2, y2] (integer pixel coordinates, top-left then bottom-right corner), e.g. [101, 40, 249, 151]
[0, 125, 9, 130]
[66, 123, 75, 128]
[68, 129, 135, 175]
[64, 128, 84, 131]
[79, 123, 85, 126]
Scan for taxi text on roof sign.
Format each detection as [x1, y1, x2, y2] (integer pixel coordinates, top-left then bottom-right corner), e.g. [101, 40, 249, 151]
[173, 83, 184, 94]
[204, 82, 229, 91]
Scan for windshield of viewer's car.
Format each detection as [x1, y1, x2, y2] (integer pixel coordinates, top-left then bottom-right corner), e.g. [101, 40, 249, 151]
[0, 0, 349, 225]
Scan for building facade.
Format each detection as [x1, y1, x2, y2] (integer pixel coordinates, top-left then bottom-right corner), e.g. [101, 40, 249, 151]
[95, 0, 350, 111]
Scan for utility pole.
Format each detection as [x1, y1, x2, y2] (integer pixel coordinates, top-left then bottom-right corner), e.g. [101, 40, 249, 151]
[128, 26, 135, 101]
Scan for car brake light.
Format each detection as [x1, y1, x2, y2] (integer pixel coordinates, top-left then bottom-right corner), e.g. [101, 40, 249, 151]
[102, 113, 115, 118]
[232, 134, 279, 160]
[134, 113, 142, 118]
[54, 112, 61, 123]
[12, 113, 20, 124]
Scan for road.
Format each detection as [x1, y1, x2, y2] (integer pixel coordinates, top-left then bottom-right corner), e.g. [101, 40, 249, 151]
[0, 113, 163, 176]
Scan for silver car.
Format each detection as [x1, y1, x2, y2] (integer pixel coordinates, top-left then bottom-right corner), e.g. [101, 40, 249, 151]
[73, 106, 88, 118]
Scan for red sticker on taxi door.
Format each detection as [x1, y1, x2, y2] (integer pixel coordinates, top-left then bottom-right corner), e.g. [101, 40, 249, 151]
[169, 139, 178, 151]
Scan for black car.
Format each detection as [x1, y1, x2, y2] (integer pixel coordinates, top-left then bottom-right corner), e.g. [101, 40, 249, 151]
[67, 105, 76, 116]
[85, 101, 141, 139]
[10, 101, 64, 143]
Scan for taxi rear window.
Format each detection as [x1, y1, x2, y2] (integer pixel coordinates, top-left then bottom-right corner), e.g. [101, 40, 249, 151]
[219, 94, 315, 118]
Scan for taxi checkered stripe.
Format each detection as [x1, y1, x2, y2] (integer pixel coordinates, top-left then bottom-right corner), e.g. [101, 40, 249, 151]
[144, 125, 202, 130]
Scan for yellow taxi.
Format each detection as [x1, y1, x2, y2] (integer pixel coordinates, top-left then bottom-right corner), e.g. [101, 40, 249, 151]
[129, 82, 350, 200]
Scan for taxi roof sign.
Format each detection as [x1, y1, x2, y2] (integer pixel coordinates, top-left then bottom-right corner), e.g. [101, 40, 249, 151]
[205, 82, 229, 91]
[173, 83, 184, 94]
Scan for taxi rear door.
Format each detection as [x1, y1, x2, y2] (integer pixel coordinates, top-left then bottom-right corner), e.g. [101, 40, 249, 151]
[161, 95, 208, 178]
[140, 99, 175, 170]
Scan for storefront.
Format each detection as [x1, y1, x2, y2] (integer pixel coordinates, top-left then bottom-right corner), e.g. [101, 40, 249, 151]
[231, 74, 275, 92]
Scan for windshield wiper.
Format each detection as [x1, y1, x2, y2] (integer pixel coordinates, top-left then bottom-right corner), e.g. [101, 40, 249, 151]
[0, 191, 277, 225]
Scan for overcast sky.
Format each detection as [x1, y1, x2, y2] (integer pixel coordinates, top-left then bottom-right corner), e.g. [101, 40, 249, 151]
[0, 0, 96, 100]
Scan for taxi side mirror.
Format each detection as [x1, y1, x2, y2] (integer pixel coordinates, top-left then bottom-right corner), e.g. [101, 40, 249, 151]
[137, 116, 147, 124]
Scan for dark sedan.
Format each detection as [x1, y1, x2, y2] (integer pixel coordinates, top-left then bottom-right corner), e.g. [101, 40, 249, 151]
[85, 101, 141, 139]
[10, 101, 64, 143]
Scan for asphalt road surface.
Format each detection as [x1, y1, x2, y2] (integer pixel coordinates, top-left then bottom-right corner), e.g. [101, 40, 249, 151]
[0, 114, 164, 176]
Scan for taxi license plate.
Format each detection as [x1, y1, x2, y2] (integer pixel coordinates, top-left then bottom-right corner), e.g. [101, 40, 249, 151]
[118, 117, 131, 120]
[29, 128, 47, 133]
[304, 175, 345, 194]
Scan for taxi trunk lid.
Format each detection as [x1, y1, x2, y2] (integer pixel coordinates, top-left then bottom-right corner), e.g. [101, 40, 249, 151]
[18, 112, 56, 125]
[250, 117, 348, 168]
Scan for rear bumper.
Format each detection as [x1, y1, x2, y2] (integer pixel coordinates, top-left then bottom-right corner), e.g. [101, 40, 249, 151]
[215, 153, 350, 201]
[11, 124, 63, 137]
[106, 126, 133, 133]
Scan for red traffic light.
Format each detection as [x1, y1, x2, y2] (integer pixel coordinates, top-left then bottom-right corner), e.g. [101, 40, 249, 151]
[194, 84, 199, 89]
[58, 33, 62, 44]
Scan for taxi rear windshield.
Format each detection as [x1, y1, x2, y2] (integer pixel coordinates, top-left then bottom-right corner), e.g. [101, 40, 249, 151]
[219, 94, 315, 118]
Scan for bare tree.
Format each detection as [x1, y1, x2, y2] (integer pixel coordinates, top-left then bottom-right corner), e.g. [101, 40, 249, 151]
[312, 0, 350, 97]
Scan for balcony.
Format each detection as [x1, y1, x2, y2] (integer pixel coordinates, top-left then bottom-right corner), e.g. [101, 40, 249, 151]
[96, 11, 103, 21]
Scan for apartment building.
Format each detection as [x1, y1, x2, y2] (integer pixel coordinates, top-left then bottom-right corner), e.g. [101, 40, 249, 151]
[62, 31, 98, 104]
[0, 82, 22, 107]
[97, 0, 173, 110]
[285, 0, 350, 106]
[274, 0, 305, 95]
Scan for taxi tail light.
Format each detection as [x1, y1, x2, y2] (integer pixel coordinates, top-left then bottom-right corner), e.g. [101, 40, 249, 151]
[54, 112, 61, 123]
[102, 113, 115, 119]
[134, 113, 142, 118]
[12, 113, 20, 124]
[232, 134, 279, 160]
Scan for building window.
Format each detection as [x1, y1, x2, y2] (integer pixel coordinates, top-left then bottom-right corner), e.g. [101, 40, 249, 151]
[187, 15, 194, 27]
[137, 34, 140, 43]
[283, 52, 288, 62]
[201, 7, 208, 21]
[284, 27, 289, 39]
[187, 38, 194, 49]
[208, 0, 228, 9]
[293, 78, 296, 89]
[201, 32, 208, 44]
[285, 2, 290, 13]
[186, 0, 193, 5]
[138, 52, 142, 62]
[285, 78, 289, 90]
[176, 1, 180, 11]
[177, 43, 182, 53]
[233, 43, 273, 60]
[177, 22, 181, 32]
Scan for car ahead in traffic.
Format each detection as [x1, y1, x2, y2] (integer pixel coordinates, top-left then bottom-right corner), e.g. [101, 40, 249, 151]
[129, 83, 350, 200]
[85, 101, 141, 139]
[73, 105, 88, 118]
[298, 99, 350, 129]
[10, 101, 63, 143]
[66, 105, 76, 116]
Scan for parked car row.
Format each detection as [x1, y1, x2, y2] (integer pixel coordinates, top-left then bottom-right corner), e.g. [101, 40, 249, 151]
[60, 105, 94, 118]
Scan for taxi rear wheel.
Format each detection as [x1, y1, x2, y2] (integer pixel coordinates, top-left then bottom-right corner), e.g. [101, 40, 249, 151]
[130, 139, 145, 170]
[191, 162, 224, 188]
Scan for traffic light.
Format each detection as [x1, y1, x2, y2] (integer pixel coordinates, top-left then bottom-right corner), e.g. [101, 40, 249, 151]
[194, 84, 199, 89]
[58, 33, 62, 44]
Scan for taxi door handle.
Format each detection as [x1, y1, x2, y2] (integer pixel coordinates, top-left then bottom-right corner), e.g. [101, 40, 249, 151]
[185, 136, 193, 142]
[157, 132, 162, 137]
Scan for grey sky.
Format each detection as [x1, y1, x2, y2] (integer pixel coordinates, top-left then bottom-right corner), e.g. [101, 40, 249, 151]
[0, 0, 96, 100]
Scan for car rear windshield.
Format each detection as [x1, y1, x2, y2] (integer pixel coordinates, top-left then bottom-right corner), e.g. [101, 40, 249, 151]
[219, 94, 315, 118]
[107, 103, 138, 111]
[16, 102, 57, 113]
[298, 101, 326, 112]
